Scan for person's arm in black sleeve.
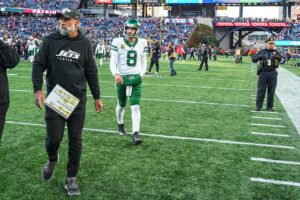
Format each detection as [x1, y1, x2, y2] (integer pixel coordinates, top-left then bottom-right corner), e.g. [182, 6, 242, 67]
[252, 50, 263, 63]
[32, 38, 48, 93]
[0, 40, 20, 69]
[85, 43, 101, 100]
[274, 50, 286, 65]
[84, 43, 103, 113]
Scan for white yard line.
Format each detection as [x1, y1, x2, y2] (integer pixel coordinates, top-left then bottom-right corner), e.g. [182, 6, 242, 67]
[10, 89, 252, 108]
[250, 178, 300, 187]
[251, 116, 282, 120]
[250, 157, 300, 165]
[9, 75, 252, 91]
[250, 132, 289, 137]
[251, 111, 279, 114]
[5, 121, 295, 149]
[251, 123, 285, 128]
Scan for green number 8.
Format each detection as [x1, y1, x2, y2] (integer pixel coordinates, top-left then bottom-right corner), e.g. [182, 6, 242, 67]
[127, 50, 137, 67]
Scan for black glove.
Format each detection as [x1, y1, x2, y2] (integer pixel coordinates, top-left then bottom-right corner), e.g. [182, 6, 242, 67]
[261, 53, 268, 60]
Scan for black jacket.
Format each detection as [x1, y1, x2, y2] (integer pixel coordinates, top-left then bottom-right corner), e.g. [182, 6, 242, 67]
[152, 43, 161, 58]
[252, 48, 285, 73]
[32, 30, 100, 101]
[0, 41, 20, 114]
[201, 48, 208, 58]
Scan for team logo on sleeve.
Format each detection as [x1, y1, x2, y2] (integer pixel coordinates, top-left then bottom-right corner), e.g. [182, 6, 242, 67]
[56, 49, 80, 63]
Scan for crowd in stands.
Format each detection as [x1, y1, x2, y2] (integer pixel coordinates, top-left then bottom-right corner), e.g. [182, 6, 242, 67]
[2, 0, 79, 10]
[0, 15, 194, 45]
[215, 16, 289, 23]
[277, 20, 300, 41]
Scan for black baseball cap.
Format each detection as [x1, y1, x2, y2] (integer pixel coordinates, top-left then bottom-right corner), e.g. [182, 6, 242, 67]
[56, 8, 81, 19]
[265, 36, 275, 44]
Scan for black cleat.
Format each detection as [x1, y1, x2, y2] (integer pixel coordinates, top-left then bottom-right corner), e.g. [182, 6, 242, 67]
[118, 124, 127, 136]
[266, 107, 275, 112]
[256, 107, 261, 111]
[132, 131, 142, 145]
[65, 177, 80, 196]
[42, 155, 59, 182]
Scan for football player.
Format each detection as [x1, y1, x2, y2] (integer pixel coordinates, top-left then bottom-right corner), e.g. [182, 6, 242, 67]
[95, 39, 106, 67]
[110, 19, 147, 145]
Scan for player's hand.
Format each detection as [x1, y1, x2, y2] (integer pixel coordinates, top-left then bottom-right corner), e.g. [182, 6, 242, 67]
[95, 99, 103, 113]
[34, 90, 45, 110]
[114, 74, 123, 85]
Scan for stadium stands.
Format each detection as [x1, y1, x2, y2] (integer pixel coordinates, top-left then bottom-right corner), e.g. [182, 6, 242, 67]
[277, 20, 300, 41]
[0, 16, 194, 46]
[3, 0, 79, 10]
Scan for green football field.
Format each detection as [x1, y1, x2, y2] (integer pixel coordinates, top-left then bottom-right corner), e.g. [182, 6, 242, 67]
[1, 56, 300, 199]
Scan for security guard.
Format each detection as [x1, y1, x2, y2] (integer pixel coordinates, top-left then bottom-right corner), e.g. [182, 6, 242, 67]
[252, 37, 285, 111]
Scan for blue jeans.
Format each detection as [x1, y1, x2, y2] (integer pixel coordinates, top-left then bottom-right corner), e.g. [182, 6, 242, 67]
[169, 59, 175, 71]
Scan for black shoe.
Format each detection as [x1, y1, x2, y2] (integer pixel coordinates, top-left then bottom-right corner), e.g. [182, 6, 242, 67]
[132, 132, 142, 145]
[256, 107, 261, 111]
[42, 155, 59, 182]
[266, 107, 275, 112]
[65, 177, 80, 196]
[118, 124, 127, 136]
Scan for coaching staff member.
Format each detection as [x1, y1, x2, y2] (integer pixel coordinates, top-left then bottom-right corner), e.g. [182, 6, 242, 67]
[32, 9, 103, 196]
[0, 39, 20, 142]
[252, 37, 285, 112]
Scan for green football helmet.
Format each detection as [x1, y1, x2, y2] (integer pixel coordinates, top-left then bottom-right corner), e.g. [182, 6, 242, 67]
[124, 19, 141, 38]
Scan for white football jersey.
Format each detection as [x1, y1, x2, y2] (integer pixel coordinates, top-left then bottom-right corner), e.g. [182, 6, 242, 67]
[95, 44, 105, 54]
[28, 40, 37, 51]
[110, 37, 147, 76]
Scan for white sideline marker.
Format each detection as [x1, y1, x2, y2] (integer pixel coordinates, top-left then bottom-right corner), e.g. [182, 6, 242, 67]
[251, 116, 282, 120]
[251, 123, 285, 128]
[250, 178, 300, 187]
[250, 157, 300, 165]
[250, 132, 289, 137]
[251, 111, 279, 114]
[5, 121, 295, 149]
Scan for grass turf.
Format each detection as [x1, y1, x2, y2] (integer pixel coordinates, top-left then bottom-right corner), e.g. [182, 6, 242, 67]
[0, 56, 300, 199]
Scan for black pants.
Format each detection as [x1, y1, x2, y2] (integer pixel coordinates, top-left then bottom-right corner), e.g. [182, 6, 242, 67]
[0, 113, 6, 142]
[198, 54, 201, 61]
[148, 57, 159, 73]
[45, 101, 86, 177]
[213, 55, 217, 61]
[256, 70, 278, 109]
[189, 54, 195, 60]
[177, 54, 182, 61]
[199, 57, 208, 71]
[77, 0, 88, 8]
